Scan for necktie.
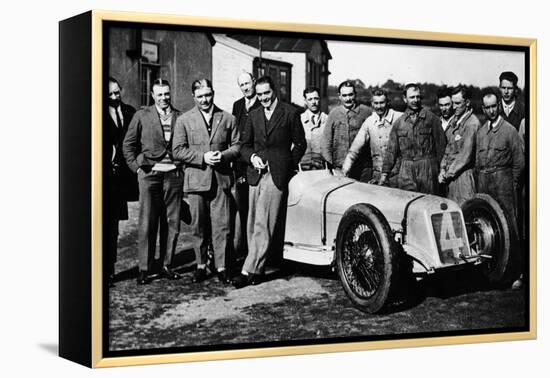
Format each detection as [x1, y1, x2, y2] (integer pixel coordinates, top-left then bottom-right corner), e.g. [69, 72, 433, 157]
[115, 109, 123, 129]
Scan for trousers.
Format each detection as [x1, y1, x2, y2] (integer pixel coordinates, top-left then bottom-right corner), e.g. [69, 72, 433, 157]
[232, 180, 249, 258]
[137, 169, 183, 271]
[243, 172, 284, 274]
[447, 168, 476, 205]
[396, 157, 439, 195]
[187, 177, 231, 268]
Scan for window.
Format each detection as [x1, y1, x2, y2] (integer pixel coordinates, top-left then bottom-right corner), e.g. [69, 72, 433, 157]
[140, 64, 160, 107]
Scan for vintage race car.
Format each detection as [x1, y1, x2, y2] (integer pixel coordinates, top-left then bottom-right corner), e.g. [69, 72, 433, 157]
[283, 166, 518, 314]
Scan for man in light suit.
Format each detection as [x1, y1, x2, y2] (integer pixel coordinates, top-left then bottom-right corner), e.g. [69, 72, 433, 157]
[123, 79, 184, 285]
[173, 79, 240, 284]
[233, 76, 306, 288]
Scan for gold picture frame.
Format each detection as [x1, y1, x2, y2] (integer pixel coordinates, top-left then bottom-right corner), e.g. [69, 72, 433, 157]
[59, 9, 537, 368]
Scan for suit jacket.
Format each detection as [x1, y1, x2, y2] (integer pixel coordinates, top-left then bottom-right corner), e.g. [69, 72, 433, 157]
[106, 102, 138, 201]
[123, 105, 182, 173]
[232, 97, 263, 179]
[173, 105, 240, 192]
[232, 96, 263, 133]
[240, 100, 307, 190]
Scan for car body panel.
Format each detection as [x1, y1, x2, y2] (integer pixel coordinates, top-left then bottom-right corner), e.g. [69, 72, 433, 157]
[284, 170, 476, 274]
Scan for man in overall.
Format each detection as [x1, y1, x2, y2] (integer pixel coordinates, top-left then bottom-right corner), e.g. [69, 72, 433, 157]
[438, 85, 481, 204]
[379, 83, 446, 194]
[477, 89, 525, 289]
[321, 80, 372, 180]
[300, 86, 328, 169]
[342, 88, 402, 184]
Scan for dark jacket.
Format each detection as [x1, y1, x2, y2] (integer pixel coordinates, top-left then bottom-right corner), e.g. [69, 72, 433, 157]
[106, 102, 138, 202]
[240, 100, 307, 190]
[172, 105, 240, 192]
[500, 100, 525, 131]
[232, 97, 263, 179]
[232, 97, 263, 133]
[122, 105, 182, 173]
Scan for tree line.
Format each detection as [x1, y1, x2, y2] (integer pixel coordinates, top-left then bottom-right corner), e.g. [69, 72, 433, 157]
[327, 79, 525, 124]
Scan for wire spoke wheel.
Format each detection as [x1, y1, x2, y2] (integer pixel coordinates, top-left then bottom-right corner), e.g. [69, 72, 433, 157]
[336, 204, 398, 313]
[342, 223, 383, 299]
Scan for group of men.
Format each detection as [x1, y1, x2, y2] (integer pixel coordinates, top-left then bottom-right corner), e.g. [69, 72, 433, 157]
[107, 73, 306, 289]
[106, 69, 526, 290]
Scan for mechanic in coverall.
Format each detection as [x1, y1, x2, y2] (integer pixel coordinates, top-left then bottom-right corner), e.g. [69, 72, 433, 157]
[321, 80, 372, 180]
[379, 83, 447, 194]
[438, 85, 481, 204]
[477, 88, 525, 289]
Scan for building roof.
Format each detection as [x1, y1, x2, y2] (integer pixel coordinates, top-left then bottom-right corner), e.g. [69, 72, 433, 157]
[228, 35, 332, 60]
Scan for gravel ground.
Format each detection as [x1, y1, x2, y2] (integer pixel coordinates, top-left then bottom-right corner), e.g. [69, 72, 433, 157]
[108, 202, 527, 352]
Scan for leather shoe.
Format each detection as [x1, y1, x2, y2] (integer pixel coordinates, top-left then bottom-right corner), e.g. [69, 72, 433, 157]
[108, 274, 115, 288]
[161, 266, 181, 280]
[136, 270, 150, 285]
[232, 273, 260, 289]
[192, 268, 208, 283]
[216, 270, 231, 284]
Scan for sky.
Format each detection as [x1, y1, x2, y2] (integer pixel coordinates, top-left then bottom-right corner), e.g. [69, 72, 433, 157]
[326, 40, 526, 89]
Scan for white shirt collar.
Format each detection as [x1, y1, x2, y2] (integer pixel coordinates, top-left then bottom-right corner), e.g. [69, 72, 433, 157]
[155, 105, 172, 116]
[374, 109, 395, 124]
[502, 99, 516, 111]
[490, 115, 502, 130]
[200, 105, 214, 120]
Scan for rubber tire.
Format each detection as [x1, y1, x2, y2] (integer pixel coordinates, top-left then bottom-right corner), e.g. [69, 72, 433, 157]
[461, 193, 519, 286]
[335, 203, 398, 314]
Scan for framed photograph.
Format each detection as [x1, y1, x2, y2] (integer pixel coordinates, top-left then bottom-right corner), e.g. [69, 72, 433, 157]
[59, 10, 536, 368]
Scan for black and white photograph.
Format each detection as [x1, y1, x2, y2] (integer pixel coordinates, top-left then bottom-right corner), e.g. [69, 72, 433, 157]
[103, 18, 530, 358]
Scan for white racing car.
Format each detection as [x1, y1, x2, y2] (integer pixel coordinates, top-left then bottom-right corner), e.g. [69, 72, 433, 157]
[282, 165, 518, 313]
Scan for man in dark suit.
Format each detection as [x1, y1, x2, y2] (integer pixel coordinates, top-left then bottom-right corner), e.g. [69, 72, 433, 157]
[231, 72, 262, 258]
[498, 71, 525, 130]
[123, 79, 184, 285]
[105, 77, 137, 287]
[173, 79, 240, 284]
[233, 76, 306, 288]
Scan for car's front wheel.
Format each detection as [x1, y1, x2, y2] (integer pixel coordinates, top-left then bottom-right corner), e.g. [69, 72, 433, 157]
[335, 203, 398, 313]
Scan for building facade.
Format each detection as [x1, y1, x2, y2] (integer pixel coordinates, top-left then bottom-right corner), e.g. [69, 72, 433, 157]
[108, 27, 214, 112]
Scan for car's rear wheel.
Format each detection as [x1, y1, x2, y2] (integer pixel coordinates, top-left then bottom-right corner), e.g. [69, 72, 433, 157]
[335, 204, 398, 313]
[461, 193, 519, 286]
